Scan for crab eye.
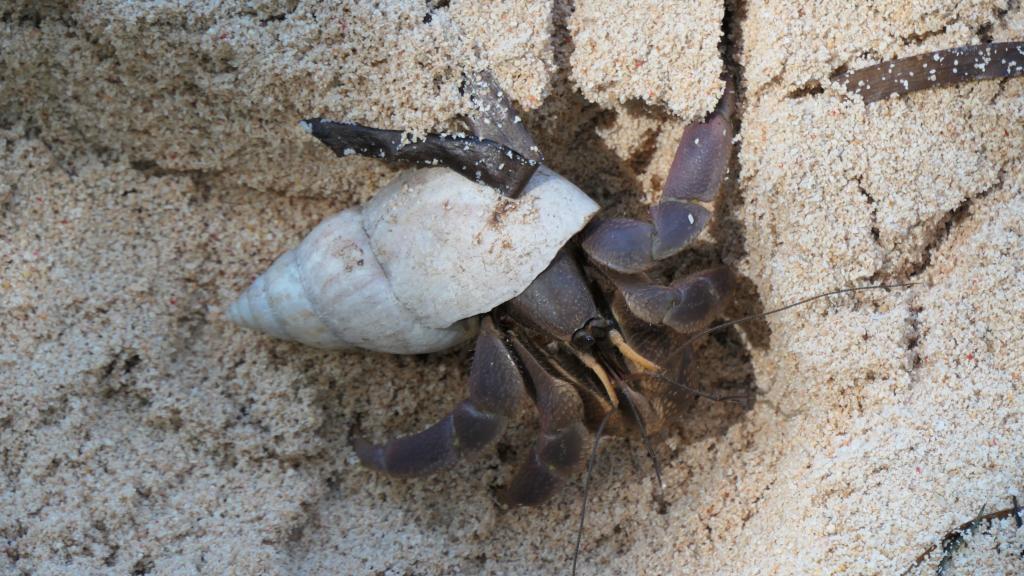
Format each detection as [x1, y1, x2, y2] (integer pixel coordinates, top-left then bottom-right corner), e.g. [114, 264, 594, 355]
[571, 330, 596, 351]
[587, 317, 611, 339]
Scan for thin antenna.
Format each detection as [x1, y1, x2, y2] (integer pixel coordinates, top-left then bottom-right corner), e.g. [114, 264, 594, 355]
[621, 372, 751, 406]
[656, 373, 752, 406]
[572, 410, 614, 576]
[684, 282, 915, 348]
[621, 387, 665, 497]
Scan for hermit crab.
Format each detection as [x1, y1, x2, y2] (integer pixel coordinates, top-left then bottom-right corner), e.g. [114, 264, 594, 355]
[228, 69, 739, 505]
[228, 41, 1024, 507]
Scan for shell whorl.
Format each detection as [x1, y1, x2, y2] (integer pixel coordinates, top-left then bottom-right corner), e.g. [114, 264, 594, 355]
[227, 209, 474, 354]
[227, 249, 342, 349]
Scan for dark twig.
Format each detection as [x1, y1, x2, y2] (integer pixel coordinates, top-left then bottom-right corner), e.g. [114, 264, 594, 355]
[302, 119, 538, 197]
[900, 497, 1024, 575]
[836, 42, 1024, 104]
[461, 70, 542, 164]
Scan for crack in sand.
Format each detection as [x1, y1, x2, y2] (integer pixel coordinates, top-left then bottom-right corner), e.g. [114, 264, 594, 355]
[908, 168, 1005, 279]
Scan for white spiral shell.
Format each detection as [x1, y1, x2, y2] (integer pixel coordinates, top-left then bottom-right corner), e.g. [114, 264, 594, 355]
[228, 166, 599, 354]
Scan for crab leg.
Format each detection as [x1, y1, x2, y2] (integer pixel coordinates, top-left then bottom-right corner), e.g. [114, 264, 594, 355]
[581, 80, 735, 273]
[579, 80, 736, 333]
[614, 266, 736, 335]
[501, 336, 588, 507]
[352, 318, 526, 477]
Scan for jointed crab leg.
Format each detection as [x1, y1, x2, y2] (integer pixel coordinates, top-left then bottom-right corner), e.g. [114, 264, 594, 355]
[579, 80, 737, 333]
[352, 318, 526, 477]
[835, 41, 1024, 103]
[501, 336, 588, 507]
[581, 80, 735, 274]
[615, 266, 736, 334]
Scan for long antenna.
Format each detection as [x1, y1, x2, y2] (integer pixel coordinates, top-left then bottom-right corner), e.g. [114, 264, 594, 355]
[620, 387, 665, 500]
[683, 282, 915, 348]
[572, 410, 614, 576]
[620, 371, 752, 406]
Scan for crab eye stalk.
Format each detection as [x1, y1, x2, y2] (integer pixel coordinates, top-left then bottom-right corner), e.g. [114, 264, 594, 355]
[571, 330, 597, 351]
[586, 317, 611, 338]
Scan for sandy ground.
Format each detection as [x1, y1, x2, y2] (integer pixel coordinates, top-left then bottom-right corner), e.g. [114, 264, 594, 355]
[2, 1, 1022, 575]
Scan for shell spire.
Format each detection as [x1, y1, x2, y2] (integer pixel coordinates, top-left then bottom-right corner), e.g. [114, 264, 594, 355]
[227, 209, 474, 354]
[228, 250, 341, 349]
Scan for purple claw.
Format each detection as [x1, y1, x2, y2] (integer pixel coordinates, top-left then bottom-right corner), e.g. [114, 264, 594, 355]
[580, 218, 657, 274]
[618, 267, 735, 334]
[650, 202, 710, 260]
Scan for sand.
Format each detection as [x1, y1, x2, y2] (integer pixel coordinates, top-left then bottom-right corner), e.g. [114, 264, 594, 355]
[2, 1, 1022, 574]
